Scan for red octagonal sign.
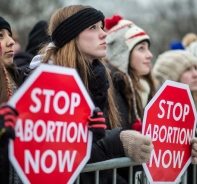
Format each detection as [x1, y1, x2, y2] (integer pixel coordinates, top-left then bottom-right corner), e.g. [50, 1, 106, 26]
[142, 80, 197, 184]
[8, 64, 94, 184]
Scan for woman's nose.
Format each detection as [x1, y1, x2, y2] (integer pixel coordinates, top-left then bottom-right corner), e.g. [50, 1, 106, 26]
[7, 36, 15, 47]
[100, 29, 107, 39]
[147, 50, 153, 59]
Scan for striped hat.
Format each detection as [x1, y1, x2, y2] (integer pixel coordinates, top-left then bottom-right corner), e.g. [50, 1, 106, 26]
[105, 15, 150, 129]
[105, 15, 149, 74]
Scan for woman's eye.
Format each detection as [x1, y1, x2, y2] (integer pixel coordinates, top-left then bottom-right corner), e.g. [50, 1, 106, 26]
[90, 25, 96, 29]
[139, 46, 144, 50]
[0, 33, 3, 38]
[186, 67, 191, 71]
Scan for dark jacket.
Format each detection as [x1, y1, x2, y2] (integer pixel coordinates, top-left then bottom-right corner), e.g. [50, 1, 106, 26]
[80, 60, 128, 184]
[106, 62, 143, 184]
[0, 140, 23, 184]
[13, 20, 51, 87]
[0, 69, 23, 184]
[112, 72, 130, 129]
[80, 128, 127, 184]
[104, 62, 131, 129]
[14, 51, 34, 86]
[110, 67, 142, 130]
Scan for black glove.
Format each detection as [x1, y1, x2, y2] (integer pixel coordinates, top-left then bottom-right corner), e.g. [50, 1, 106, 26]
[0, 105, 18, 142]
[88, 107, 106, 142]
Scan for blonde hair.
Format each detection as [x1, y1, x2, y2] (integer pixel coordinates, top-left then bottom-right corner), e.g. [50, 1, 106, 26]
[40, 5, 121, 128]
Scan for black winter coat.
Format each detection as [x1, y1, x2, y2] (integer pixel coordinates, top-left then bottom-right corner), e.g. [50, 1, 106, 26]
[13, 51, 34, 86]
[80, 128, 127, 184]
[111, 70, 143, 130]
[80, 60, 128, 184]
[108, 65, 144, 184]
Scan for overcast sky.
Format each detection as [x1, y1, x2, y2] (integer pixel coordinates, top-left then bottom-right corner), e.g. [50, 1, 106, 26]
[63, 0, 152, 17]
[63, 0, 172, 22]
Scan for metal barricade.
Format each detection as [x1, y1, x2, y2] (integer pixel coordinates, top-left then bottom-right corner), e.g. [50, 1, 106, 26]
[75, 157, 138, 184]
[75, 157, 197, 184]
[194, 164, 197, 184]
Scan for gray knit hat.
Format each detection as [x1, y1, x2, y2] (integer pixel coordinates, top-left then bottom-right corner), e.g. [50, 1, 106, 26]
[106, 19, 149, 74]
[186, 41, 197, 58]
[153, 50, 197, 84]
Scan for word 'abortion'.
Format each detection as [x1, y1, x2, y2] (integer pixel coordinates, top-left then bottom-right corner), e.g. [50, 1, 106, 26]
[15, 119, 88, 143]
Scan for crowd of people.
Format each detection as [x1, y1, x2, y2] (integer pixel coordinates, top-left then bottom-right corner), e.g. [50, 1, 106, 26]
[0, 4, 197, 184]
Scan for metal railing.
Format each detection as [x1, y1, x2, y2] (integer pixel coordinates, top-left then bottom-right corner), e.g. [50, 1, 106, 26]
[75, 157, 197, 184]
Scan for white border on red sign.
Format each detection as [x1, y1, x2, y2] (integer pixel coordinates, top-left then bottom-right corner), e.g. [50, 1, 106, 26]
[142, 80, 197, 184]
[8, 63, 95, 184]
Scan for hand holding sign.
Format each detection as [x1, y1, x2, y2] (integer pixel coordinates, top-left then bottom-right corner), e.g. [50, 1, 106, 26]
[0, 104, 18, 141]
[88, 107, 106, 143]
[191, 137, 197, 164]
[120, 130, 153, 163]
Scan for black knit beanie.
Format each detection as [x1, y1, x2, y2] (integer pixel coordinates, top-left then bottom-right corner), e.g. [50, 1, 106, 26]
[0, 16, 12, 35]
[25, 20, 51, 55]
[52, 7, 105, 48]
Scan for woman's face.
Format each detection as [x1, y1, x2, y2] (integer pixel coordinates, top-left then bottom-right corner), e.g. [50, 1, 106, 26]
[179, 65, 197, 92]
[129, 41, 153, 76]
[0, 29, 15, 65]
[77, 21, 107, 61]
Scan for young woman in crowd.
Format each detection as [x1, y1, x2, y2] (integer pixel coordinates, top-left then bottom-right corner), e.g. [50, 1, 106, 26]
[28, 5, 155, 183]
[0, 14, 108, 184]
[0, 16, 22, 184]
[153, 50, 197, 109]
[103, 15, 157, 183]
[153, 49, 197, 184]
[104, 15, 197, 183]
[105, 15, 156, 132]
[0, 17, 19, 104]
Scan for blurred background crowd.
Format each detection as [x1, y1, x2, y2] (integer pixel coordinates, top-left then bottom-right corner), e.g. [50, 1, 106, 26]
[1, 0, 197, 63]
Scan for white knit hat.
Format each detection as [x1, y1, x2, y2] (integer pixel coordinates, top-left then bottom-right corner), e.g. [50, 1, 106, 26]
[105, 17, 150, 74]
[186, 41, 197, 58]
[153, 50, 197, 84]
